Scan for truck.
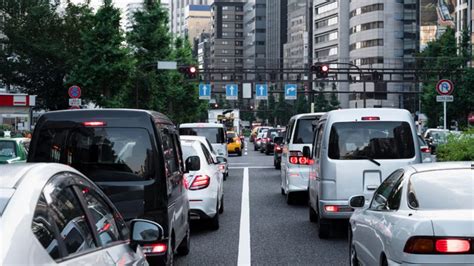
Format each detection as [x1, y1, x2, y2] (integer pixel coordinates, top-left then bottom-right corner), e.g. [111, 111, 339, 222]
[208, 109, 241, 134]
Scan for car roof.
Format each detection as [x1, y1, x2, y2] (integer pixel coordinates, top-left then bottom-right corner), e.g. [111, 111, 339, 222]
[0, 163, 76, 189]
[180, 123, 224, 128]
[321, 108, 412, 122]
[38, 109, 174, 125]
[290, 112, 325, 121]
[408, 161, 473, 173]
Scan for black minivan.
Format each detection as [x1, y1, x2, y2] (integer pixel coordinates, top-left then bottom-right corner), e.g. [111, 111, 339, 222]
[28, 109, 190, 265]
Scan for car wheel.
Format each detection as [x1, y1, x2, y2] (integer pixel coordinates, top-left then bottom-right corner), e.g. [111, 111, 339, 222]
[286, 192, 295, 205]
[238, 150, 242, 156]
[276, 162, 281, 170]
[281, 187, 285, 195]
[309, 205, 318, 223]
[223, 173, 227, 181]
[177, 225, 190, 256]
[219, 195, 224, 214]
[210, 204, 220, 230]
[317, 217, 331, 239]
[380, 254, 388, 266]
[349, 228, 360, 266]
[254, 146, 257, 151]
[166, 235, 175, 266]
[265, 149, 270, 155]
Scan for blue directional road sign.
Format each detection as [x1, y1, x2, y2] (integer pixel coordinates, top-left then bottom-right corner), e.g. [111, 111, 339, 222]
[199, 83, 211, 100]
[226, 84, 238, 100]
[285, 84, 297, 100]
[255, 84, 268, 100]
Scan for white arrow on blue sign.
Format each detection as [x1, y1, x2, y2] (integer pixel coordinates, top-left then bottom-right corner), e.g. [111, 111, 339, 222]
[199, 83, 211, 100]
[255, 84, 268, 100]
[226, 84, 238, 100]
[285, 84, 297, 100]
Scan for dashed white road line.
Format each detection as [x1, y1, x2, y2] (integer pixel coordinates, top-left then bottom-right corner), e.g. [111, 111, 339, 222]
[238, 167, 251, 265]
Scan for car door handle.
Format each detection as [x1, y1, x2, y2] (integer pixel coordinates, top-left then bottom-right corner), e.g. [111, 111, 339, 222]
[366, 185, 378, 191]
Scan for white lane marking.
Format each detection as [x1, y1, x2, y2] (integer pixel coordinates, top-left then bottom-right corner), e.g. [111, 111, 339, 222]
[238, 167, 251, 265]
[230, 166, 274, 169]
[244, 152, 248, 156]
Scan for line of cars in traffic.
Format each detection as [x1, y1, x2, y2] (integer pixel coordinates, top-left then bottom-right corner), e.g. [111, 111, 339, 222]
[1, 109, 233, 265]
[256, 108, 473, 265]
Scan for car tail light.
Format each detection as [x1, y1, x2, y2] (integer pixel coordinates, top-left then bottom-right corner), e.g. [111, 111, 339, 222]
[183, 178, 189, 189]
[142, 243, 167, 254]
[219, 164, 225, 171]
[361, 116, 380, 121]
[324, 205, 339, 212]
[436, 239, 470, 253]
[83, 121, 106, 127]
[421, 147, 431, 153]
[404, 237, 472, 254]
[275, 146, 282, 151]
[189, 175, 210, 190]
[289, 151, 313, 165]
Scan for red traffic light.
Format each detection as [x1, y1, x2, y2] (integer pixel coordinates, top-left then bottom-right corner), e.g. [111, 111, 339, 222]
[189, 66, 197, 74]
[179, 65, 198, 79]
[321, 65, 329, 72]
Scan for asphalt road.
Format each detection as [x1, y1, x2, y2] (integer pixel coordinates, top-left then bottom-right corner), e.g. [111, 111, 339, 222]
[175, 140, 348, 265]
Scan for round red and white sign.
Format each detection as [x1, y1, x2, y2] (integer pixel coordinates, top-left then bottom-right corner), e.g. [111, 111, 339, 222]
[68, 85, 82, 98]
[436, 79, 454, 95]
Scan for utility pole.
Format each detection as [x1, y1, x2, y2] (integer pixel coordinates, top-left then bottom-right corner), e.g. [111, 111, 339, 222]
[307, 0, 313, 111]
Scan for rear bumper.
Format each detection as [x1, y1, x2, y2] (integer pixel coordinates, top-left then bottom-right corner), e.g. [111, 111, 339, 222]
[228, 144, 241, 153]
[189, 196, 218, 219]
[318, 200, 353, 219]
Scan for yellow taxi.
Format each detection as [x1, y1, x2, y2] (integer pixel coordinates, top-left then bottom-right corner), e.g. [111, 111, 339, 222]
[226, 131, 242, 156]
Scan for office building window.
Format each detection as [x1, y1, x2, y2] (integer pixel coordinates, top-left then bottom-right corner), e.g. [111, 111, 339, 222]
[350, 4, 384, 17]
[350, 39, 384, 51]
[350, 21, 384, 34]
[315, 16, 338, 29]
[316, 1, 338, 15]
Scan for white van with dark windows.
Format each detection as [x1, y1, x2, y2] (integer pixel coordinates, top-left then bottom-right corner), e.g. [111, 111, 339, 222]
[280, 113, 324, 204]
[179, 123, 227, 157]
[307, 108, 421, 238]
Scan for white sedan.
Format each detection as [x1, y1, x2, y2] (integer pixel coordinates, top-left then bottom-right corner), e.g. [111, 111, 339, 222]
[0, 163, 164, 265]
[349, 162, 473, 266]
[181, 138, 224, 230]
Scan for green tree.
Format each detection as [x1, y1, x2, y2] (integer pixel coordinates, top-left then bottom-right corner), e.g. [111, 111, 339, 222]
[314, 83, 330, 112]
[295, 95, 309, 113]
[257, 101, 268, 123]
[328, 83, 340, 110]
[0, 1, 93, 109]
[68, 0, 134, 107]
[274, 93, 294, 126]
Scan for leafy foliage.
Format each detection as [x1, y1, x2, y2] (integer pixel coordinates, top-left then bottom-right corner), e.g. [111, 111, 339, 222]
[436, 130, 474, 161]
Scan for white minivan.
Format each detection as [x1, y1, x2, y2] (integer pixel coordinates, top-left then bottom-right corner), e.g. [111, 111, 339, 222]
[179, 123, 227, 157]
[280, 113, 325, 204]
[307, 108, 421, 238]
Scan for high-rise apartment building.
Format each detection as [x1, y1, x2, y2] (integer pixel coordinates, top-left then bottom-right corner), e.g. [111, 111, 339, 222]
[284, 0, 308, 74]
[196, 32, 211, 70]
[243, 0, 266, 78]
[170, 0, 213, 39]
[266, 0, 287, 71]
[184, 5, 212, 45]
[312, 0, 350, 107]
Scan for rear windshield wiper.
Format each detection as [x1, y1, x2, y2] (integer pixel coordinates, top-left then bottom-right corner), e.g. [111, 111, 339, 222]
[351, 155, 381, 166]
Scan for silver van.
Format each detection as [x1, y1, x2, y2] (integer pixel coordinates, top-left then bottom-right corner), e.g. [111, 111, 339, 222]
[179, 123, 227, 157]
[280, 113, 324, 204]
[307, 108, 421, 238]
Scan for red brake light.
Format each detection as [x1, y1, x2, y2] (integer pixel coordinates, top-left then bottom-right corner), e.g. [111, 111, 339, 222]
[142, 243, 167, 254]
[298, 157, 308, 165]
[436, 239, 470, 253]
[183, 178, 189, 189]
[219, 164, 225, 171]
[83, 121, 106, 127]
[361, 116, 380, 121]
[324, 205, 339, 212]
[289, 156, 299, 164]
[189, 175, 210, 190]
[421, 147, 431, 153]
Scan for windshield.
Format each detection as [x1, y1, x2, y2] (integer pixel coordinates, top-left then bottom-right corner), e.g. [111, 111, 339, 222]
[328, 122, 415, 159]
[408, 169, 473, 210]
[179, 127, 225, 144]
[0, 141, 17, 158]
[31, 127, 154, 180]
[293, 119, 316, 144]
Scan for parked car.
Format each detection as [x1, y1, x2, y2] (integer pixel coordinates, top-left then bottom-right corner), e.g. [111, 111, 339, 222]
[280, 113, 324, 204]
[0, 137, 29, 164]
[273, 136, 284, 169]
[179, 123, 227, 157]
[349, 162, 473, 266]
[180, 138, 224, 230]
[27, 109, 190, 264]
[417, 134, 432, 163]
[180, 135, 229, 180]
[226, 131, 242, 156]
[0, 163, 164, 265]
[308, 108, 421, 239]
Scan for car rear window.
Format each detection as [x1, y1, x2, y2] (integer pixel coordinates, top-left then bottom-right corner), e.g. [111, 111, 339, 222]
[179, 127, 225, 144]
[227, 132, 236, 139]
[293, 119, 316, 144]
[408, 170, 473, 209]
[328, 122, 415, 159]
[30, 127, 155, 180]
[0, 141, 17, 158]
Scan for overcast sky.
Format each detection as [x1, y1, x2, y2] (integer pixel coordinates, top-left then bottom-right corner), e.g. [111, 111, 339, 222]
[70, 0, 169, 10]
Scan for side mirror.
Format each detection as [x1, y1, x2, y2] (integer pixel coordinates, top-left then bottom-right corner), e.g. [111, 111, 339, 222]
[302, 146, 311, 158]
[130, 219, 164, 249]
[349, 195, 365, 208]
[185, 156, 200, 171]
[216, 156, 227, 164]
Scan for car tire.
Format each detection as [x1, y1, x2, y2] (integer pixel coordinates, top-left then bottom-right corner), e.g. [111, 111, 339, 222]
[223, 173, 227, 181]
[265, 149, 270, 155]
[349, 228, 360, 266]
[281, 187, 285, 195]
[309, 205, 318, 223]
[254, 146, 257, 151]
[286, 192, 295, 205]
[219, 195, 224, 214]
[166, 235, 175, 266]
[276, 162, 281, 170]
[210, 205, 220, 230]
[238, 150, 242, 156]
[177, 225, 190, 256]
[317, 217, 331, 239]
